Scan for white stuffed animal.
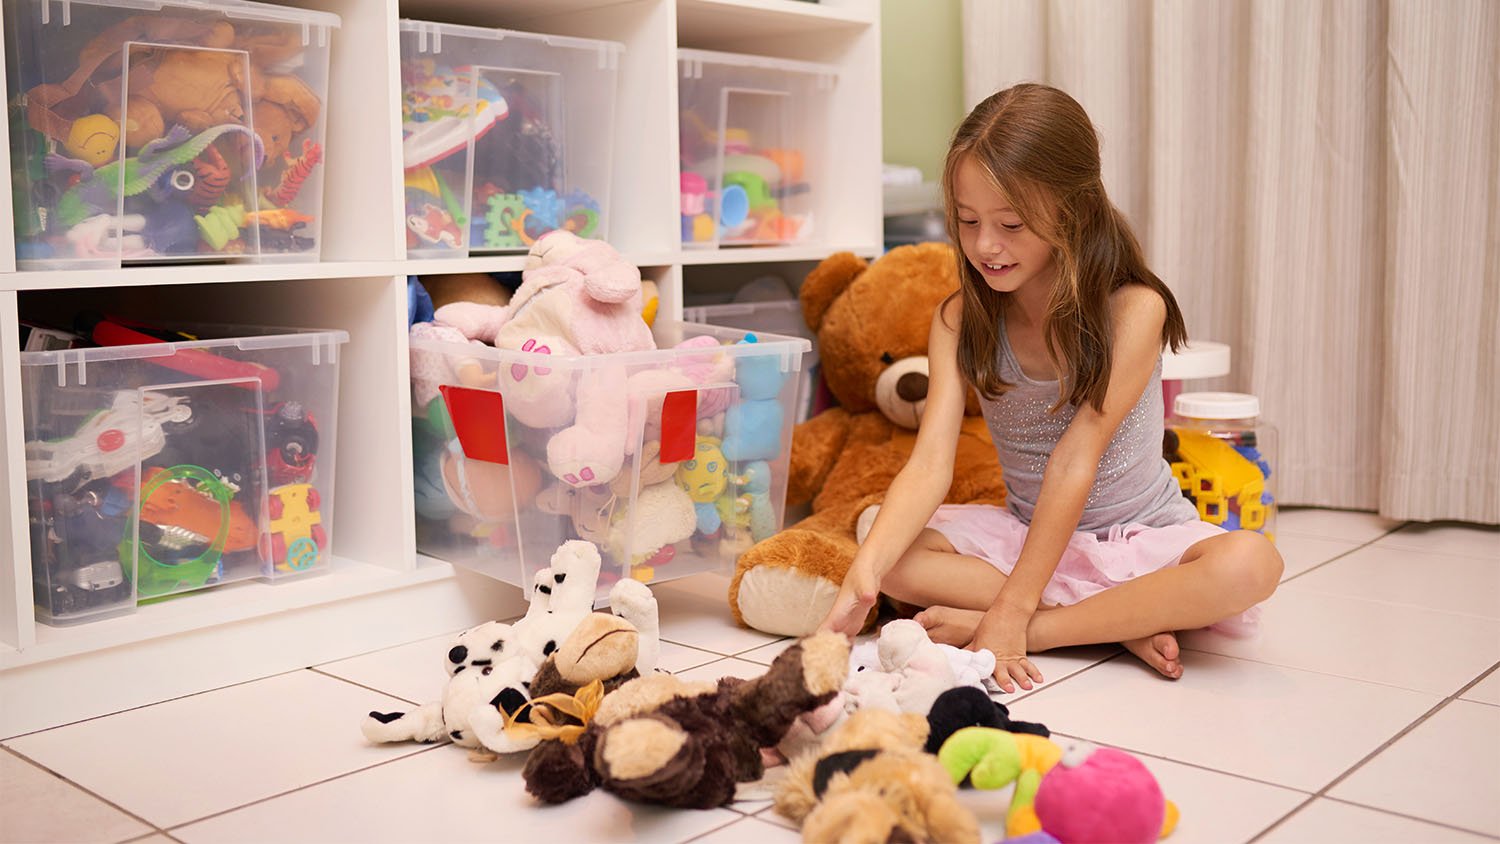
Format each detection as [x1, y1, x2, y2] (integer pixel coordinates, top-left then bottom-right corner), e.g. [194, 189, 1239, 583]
[844, 620, 995, 716]
[360, 621, 541, 760]
[361, 540, 662, 758]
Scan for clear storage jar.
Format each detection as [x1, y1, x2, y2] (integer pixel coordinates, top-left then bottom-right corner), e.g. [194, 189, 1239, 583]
[1166, 392, 1277, 540]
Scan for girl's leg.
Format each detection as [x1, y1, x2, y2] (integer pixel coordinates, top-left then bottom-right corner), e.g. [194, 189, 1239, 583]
[913, 530, 1284, 675]
[879, 528, 1011, 608]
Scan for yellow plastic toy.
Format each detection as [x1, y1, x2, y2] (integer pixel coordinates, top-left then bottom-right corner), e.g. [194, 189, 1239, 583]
[64, 114, 121, 167]
[1170, 429, 1268, 530]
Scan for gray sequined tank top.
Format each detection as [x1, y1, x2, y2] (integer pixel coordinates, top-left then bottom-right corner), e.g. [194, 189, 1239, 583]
[979, 318, 1199, 537]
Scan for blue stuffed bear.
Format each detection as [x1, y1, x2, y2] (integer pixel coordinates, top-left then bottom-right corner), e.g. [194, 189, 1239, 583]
[721, 335, 789, 462]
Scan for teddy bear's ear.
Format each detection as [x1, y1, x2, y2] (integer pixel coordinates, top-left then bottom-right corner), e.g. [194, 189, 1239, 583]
[800, 252, 868, 331]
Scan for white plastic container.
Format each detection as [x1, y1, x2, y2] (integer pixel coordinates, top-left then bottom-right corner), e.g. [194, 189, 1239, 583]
[410, 321, 809, 598]
[1167, 392, 1278, 540]
[683, 299, 819, 424]
[5, 0, 339, 269]
[399, 20, 622, 257]
[20, 322, 347, 624]
[677, 49, 836, 248]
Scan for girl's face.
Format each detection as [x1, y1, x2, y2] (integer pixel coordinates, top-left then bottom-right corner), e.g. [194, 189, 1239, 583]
[953, 156, 1056, 295]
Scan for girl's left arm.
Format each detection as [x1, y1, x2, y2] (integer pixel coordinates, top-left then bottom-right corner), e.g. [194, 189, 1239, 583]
[971, 284, 1169, 690]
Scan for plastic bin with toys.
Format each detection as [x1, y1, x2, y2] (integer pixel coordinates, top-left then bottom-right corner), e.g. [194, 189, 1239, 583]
[4, 0, 338, 270]
[399, 20, 622, 258]
[677, 49, 835, 248]
[19, 318, 347, 625]
[408, 235, 811, 597]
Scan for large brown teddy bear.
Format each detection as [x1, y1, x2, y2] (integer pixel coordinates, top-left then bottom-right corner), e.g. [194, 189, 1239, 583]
[729, 243, 1006, 636]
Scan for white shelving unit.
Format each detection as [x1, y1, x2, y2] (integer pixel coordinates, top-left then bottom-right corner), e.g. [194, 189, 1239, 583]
[0, 0, 881, 737]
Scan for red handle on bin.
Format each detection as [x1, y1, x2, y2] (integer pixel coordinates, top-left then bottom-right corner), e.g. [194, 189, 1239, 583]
[659, 390, 698, 464]
[90, 319, 281, 392]
[440, 385, 509, 465]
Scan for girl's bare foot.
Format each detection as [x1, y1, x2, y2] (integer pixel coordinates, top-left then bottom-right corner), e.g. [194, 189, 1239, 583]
[914, 605, 984, 646]
[1122, 632, 1183, 679]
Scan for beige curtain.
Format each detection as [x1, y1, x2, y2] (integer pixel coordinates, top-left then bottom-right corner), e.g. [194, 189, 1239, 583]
[962, 0, 1499, 524]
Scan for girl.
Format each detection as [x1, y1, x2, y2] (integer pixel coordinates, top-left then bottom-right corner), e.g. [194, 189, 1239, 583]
[819, 84, 1282, 692]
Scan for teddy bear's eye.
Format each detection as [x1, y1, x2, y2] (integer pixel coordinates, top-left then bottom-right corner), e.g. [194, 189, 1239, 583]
[684, 460, 697, 470]
[707, 461, 718, 473]
[880, 352, 895, 365]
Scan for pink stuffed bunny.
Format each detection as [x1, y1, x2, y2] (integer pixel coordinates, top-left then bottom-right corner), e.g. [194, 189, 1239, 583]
[434, 231, 656, 487]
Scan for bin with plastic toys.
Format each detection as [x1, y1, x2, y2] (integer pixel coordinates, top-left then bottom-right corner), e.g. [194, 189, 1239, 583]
[677, 49, 835, 248]
[1166, 392, 1278, 540]
[409, 321, 810, 599]
[19, 319, 347, 625]
[4, 0, 338, 269]
[399, 20, 622, 257]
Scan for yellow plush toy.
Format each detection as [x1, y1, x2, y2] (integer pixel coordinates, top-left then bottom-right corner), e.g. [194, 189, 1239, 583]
[728, 243, 1007, 636]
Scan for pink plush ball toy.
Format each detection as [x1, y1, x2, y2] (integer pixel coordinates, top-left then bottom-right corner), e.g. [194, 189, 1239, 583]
[1032, 743, 1167, 844]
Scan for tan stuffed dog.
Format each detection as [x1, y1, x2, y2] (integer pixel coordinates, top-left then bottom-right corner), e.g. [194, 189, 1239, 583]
[775, 708, 980, 844]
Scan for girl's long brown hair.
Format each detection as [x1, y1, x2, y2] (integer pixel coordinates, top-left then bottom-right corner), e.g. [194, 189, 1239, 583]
[943, 83, 1187, 413]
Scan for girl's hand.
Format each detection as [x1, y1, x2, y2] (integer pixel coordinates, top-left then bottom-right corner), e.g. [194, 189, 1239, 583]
[817, 561, 880, 638]
[968, 606, 1044, 693]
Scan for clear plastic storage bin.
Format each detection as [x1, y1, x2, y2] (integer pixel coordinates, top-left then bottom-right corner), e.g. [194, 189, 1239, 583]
[5, 0, 339, 270]
[399, 20, 622, 258]
[20, 322, 347, 624]
[683, 300, 819, 424]
[1167, 392, 1277, 539]
[677, 49, 835, 248]
[410, 321, 809, 597]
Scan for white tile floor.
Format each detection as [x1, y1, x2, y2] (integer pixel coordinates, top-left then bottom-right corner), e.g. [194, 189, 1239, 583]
[2, 508, 1496, 844]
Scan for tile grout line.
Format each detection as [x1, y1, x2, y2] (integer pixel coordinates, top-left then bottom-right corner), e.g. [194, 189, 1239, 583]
[1172, 644, 1495, 698]
[162, 743, 453, 833]
[677, 812, 762, 844]
[1248, 657, 1500, 843]
[1276, 520, 1407, 587]
[0, 665, 311, 744]
[2, 745, 171, 841]
[1043, 731, 1315, 796]
[307, 666, 427, 706]
[1319, 795, 1500, 841]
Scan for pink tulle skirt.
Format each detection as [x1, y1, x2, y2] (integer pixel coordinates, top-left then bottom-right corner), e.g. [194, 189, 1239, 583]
[926, 504, 1261, 636]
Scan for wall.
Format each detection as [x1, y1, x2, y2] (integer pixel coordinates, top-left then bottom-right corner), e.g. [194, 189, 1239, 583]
[881, 0, 964, 181]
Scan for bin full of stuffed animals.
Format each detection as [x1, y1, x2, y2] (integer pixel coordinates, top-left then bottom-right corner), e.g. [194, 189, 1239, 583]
[5, 0, 338, 269]
[409, 232, 810, 598]
[399, 19, 621, 257]
[19, 320, 347, 625]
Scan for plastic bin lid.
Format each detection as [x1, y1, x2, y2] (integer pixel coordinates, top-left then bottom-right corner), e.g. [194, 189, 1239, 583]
[399, 18, 624, 57]
[678, 48, 838, 80]
[35, 0, 340, 29]
[1161, 340, 1231, 381]
[1174, 392, 1260, 420]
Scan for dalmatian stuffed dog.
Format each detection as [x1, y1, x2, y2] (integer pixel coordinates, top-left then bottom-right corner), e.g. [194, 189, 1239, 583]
[360, 540, 660, 758]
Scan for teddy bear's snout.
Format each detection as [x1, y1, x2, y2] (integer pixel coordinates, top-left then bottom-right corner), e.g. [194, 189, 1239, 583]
[874, 356, 931, 430]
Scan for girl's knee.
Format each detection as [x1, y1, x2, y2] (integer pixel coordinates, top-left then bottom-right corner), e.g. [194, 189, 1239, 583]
[1214, 531, 1283, 602]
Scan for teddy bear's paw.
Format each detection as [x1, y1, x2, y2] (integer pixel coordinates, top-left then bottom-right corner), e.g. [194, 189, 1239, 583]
[731, 530, 854, 637]
[523, 739, 596, 804]
[598, 716, 689, 783]
[799, 632, 854, 697]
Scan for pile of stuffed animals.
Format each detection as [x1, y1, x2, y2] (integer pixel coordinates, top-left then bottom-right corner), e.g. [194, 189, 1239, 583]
[360, 539, 1179, 843]
[408, 229, 795, 580]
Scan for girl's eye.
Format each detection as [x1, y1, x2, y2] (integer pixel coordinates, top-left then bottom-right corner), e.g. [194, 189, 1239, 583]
[1002, 223, 1025, 232]
[958, 218, 979, 226]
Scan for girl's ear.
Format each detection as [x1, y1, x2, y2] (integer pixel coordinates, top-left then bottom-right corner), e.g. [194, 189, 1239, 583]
[800, 252, 867, 331]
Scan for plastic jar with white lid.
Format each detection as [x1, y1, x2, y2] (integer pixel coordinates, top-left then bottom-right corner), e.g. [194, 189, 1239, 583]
[1166, 392, 1277, 540]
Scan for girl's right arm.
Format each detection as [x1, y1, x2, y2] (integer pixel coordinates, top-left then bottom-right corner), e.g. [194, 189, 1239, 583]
[818, 297, 970, 635]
